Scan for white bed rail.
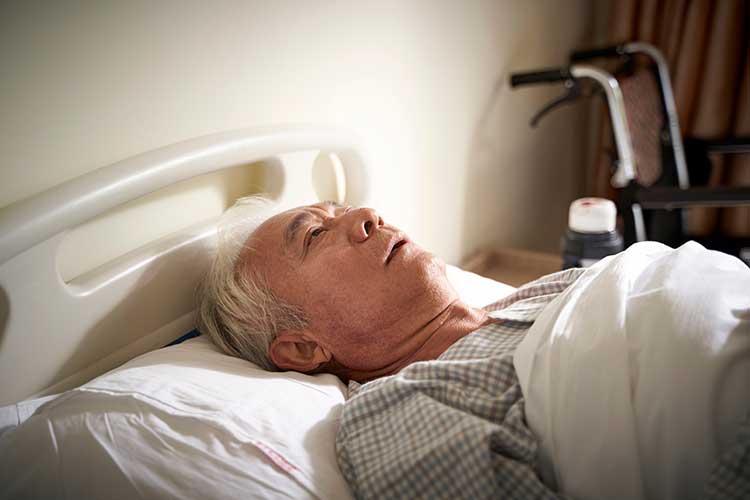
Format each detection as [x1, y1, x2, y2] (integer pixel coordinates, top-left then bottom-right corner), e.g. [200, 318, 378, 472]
[0, 126, 369, 266]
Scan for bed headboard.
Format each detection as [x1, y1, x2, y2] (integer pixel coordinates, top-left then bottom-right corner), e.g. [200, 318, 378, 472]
[0, 126, 370, 405]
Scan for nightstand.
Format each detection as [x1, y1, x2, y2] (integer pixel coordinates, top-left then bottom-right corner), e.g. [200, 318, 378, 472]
[461, 246, 563, 287]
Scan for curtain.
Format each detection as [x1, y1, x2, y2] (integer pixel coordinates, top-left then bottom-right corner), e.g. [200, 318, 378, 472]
[591, 0, 750, 237]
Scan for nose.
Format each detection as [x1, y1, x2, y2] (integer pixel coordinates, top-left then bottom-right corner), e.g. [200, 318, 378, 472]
[346, 207, 384, 243]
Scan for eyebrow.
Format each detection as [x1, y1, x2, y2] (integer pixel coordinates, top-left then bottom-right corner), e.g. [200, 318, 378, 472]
[284, 212, 313, 251]
[283, 201, 342, 251]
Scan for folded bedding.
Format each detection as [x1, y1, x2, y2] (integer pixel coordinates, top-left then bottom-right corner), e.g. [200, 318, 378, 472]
[336, 242, 750, 500]
[516, 241, 750, 500]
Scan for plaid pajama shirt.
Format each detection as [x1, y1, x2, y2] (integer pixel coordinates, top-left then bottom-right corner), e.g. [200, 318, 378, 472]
[335, 267, 750, 500]
[335, 268, 584, 499]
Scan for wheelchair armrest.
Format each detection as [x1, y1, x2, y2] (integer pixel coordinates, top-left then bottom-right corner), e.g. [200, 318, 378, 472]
[635, 185, 750, 210]
[684, 136, 750, 155]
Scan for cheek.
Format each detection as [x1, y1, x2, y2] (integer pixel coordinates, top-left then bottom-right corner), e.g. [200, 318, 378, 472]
[331, 251, 450, 307]
[291, 248, 455, 330]
[308, 249, 376, 289]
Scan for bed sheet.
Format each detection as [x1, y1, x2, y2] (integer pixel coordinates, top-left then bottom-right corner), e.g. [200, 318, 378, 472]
[516, 241, 750, 500]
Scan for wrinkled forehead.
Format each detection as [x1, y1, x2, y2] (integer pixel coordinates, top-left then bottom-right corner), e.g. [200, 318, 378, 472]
[253, 202, 333, 243]
[239, 201, 339, 266]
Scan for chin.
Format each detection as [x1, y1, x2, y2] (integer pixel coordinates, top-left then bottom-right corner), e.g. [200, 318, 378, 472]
[413, 252, 453, 294]
[424, 251, 446, 275]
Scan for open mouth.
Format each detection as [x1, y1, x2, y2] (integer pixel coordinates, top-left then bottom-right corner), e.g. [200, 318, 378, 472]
[386, 239, 407, 265]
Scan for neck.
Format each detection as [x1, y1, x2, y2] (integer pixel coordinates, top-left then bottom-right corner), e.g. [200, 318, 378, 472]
[344, 300, 492, 382]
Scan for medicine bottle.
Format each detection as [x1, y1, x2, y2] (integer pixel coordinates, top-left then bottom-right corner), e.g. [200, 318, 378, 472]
[561, 198, 623, 269]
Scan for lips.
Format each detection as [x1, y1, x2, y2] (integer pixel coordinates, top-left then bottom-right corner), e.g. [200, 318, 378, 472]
[385, 235, 408, 265]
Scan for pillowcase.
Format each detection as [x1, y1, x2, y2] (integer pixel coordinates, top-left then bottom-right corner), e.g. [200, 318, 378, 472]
[0, 336, 351, 500]
[0, 265, 515, 500]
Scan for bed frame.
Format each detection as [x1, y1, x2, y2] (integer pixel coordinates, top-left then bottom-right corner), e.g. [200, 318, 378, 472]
[0, 126, 370, 406]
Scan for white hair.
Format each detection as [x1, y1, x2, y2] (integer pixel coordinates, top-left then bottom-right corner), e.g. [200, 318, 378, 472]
[196, 196, 308, 370]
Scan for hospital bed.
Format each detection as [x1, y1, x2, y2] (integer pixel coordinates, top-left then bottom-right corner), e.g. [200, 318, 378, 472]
[0, 126, 515, 499]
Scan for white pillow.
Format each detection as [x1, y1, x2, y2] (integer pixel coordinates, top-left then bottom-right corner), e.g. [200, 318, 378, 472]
[446, 263, 516, 307]
[0, 336, 351, 500]
[0, 265, 514, 500]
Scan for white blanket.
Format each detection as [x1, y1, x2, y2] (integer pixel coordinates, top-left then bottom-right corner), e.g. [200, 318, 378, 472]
[514, 241, 750, 500]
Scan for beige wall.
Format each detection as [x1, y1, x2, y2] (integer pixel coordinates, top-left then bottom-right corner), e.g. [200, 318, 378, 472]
[0, 0, 594, 266]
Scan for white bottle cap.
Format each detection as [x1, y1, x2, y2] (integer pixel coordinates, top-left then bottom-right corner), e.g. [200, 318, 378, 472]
[568, 197, 617, 233]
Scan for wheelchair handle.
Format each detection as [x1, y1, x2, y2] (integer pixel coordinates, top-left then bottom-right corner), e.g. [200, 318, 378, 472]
[570, 44, 626, 61]
[509, 64, 637, 188]
[510, 68, 572, 87]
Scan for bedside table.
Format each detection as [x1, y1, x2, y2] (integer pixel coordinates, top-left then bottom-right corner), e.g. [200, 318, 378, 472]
[461, 246, 563, 287]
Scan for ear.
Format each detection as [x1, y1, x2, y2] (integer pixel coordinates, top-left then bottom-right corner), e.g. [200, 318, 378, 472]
[269, 331, 332, 373]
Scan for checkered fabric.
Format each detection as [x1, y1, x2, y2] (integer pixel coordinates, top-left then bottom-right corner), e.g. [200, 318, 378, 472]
[703, 417, 750, 500]
[335, 268, 585, 500]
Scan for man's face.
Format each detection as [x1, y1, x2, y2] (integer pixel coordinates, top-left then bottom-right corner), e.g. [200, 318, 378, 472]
[241, 202, 458, 374]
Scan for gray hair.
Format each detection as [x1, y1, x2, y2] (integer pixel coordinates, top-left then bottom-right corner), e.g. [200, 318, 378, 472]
[196, 196, 308, 370]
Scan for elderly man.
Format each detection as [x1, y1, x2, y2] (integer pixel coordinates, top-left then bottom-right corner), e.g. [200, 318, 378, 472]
[198, 199, 750, 500]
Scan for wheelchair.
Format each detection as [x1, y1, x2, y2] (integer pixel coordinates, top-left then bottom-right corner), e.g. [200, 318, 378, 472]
[510, 42, 750, 264]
